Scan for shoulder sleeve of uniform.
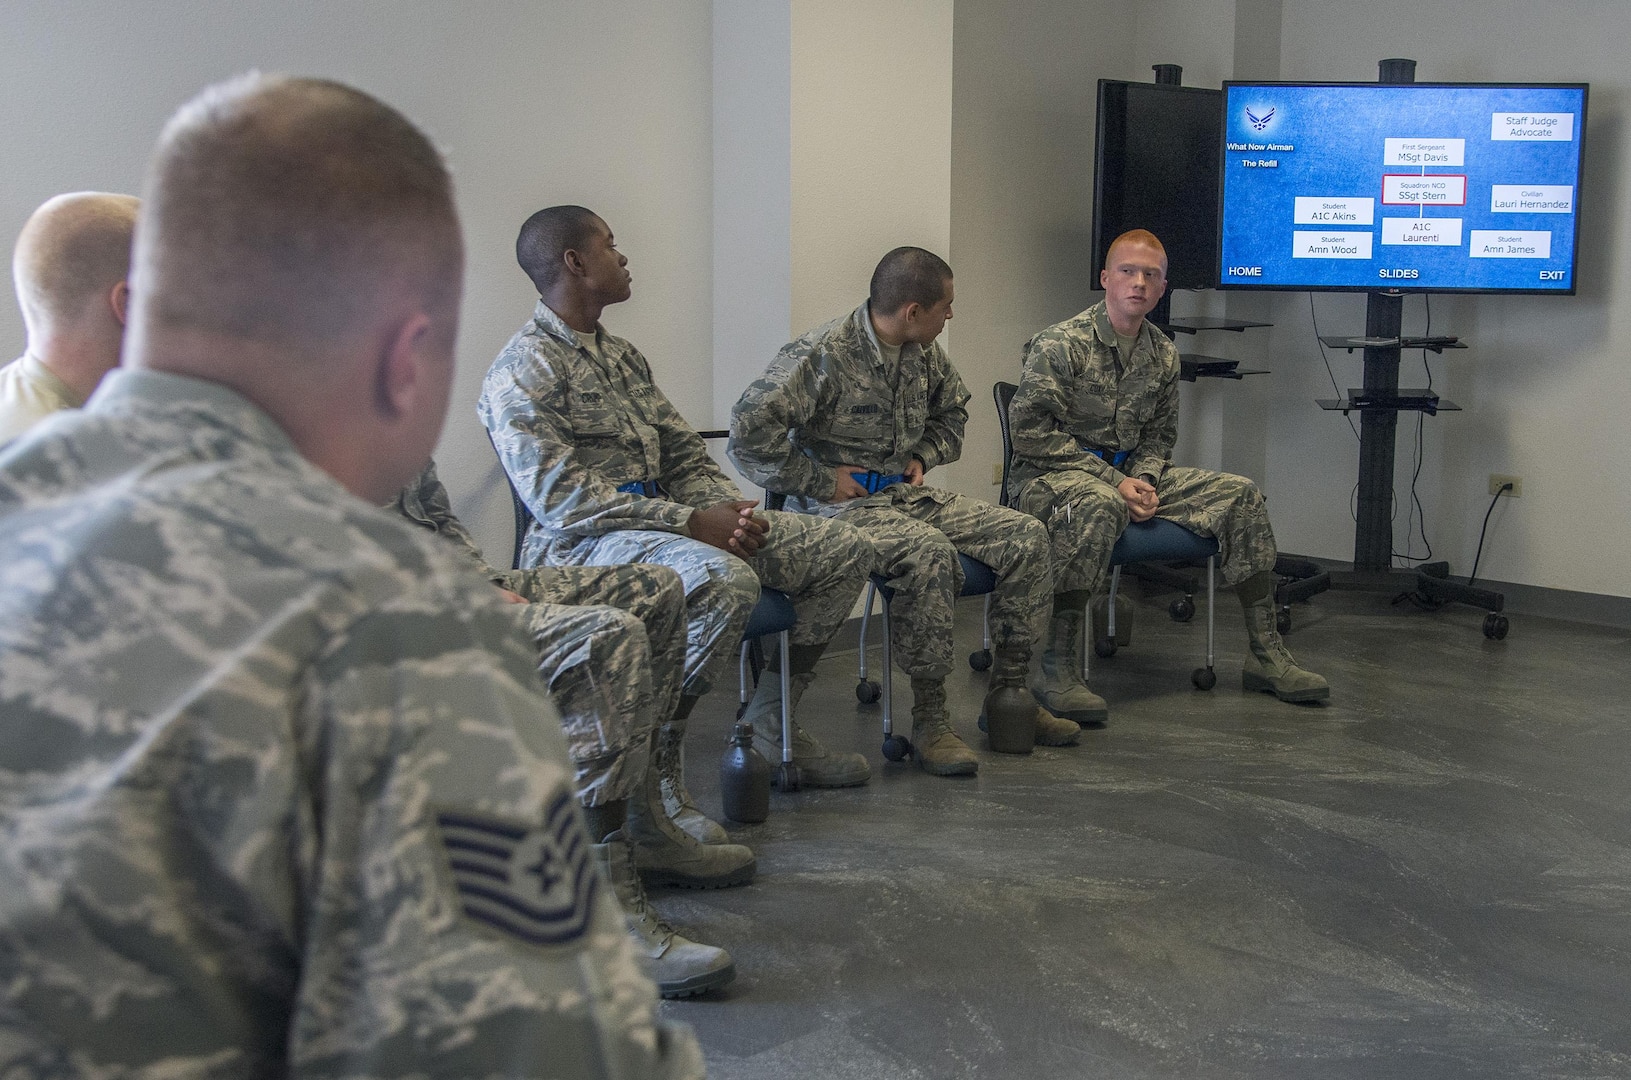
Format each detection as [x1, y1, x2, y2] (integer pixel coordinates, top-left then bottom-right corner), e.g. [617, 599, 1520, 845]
[289, 584, 703, 1079]
[910, 343, 968, 472]
[728, 340, 836, 500]
[415, 462, 503, 582]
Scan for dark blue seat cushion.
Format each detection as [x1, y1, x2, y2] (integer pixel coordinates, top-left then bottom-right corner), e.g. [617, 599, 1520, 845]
[742, 588, 798, 639]
[1110, 518, 1219, 566]
[957, 553, 997, 596]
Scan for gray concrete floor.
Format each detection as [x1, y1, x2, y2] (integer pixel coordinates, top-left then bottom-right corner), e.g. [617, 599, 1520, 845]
[657, 585, 1631, 1079]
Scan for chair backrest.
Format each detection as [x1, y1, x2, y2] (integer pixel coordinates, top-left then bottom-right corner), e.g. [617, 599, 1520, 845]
[993, 380, 1019, 509]
[486, 431, 535, 572]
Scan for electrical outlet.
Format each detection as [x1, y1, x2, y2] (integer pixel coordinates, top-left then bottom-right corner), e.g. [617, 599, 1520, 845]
[1489, 473, 1522, 497]
[991, 462, 1003, 485]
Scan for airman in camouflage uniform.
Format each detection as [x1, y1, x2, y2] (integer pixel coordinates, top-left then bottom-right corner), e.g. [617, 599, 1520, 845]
[1011, 229, 1329, 705]
[730, 248, 1084, 776]
[480, 206, 874, 789]
[0, 74, 703, 1077]
[393, 461, 752, 998]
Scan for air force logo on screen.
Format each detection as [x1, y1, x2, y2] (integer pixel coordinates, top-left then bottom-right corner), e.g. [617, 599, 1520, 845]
[1246, 106, 1276, 131]
[436, 793, 599, 946]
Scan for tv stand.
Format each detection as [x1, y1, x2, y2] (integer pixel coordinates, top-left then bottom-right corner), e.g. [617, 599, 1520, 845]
[1315, 289, 1507, 638]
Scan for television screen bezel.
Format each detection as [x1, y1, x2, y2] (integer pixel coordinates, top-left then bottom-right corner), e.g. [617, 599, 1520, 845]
[1216, 80, 1589, 296]
[1093, 78, 1223, 291]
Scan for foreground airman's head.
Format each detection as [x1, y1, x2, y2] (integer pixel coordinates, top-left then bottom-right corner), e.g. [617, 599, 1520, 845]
[131, 73, 463, 500]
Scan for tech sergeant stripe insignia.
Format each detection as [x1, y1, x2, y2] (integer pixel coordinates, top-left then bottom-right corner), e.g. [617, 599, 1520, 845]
[436, 792, 598, 946]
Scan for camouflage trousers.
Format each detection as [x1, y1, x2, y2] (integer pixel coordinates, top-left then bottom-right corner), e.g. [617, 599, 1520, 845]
[838, 486, 1052, 679]
[543, 511, 872, 698]
[499, 563, 688, 807]
[1013, 465, 1278, 595]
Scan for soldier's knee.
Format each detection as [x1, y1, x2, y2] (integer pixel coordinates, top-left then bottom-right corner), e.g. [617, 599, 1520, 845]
[1220, 472, 1266, 513]
[828, 520, 876, 578]
[1070, 490, 1127, 535]
[1012, 512, 1049, 552]
[701, 551, 761, 614]
[921, 532, 960, 577]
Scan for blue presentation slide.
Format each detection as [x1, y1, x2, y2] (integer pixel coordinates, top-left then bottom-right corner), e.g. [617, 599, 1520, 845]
[1219, 84, 1586, 292]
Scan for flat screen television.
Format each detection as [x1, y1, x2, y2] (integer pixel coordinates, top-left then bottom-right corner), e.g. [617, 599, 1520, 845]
[1218, 82, 1588, 293]
[1093, 80, 1222, 290]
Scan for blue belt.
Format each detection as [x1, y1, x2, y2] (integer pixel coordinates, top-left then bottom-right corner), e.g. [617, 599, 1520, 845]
[1081, 445, 1132, 469]
[617, 480, 659, 497]
[857, 471, 906, 494]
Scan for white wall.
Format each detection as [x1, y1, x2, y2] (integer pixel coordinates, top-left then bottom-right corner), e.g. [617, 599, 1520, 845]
[0, 0, 716, 562]
[1263, 0, 1631, 595]
[790, 0, 954, 339]
[713, 0, 792, 427]
[712, 0, 792, 496]
[947, 0, 1137, 499]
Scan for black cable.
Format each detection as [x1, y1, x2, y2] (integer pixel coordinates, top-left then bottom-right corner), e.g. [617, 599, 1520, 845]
[1467, 483, 1511, 586]
[1396, 295, 1435, 565]
[1308, 293, 1361, 444]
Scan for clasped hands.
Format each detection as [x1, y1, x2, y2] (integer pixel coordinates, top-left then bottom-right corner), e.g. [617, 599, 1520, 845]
[688, 499, 770, 557]
[1118, 476, 1159, 522]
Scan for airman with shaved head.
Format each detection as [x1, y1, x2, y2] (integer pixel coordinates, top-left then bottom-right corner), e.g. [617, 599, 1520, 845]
[1, 191, 138, 440]
[1010, 229, 1329, 709]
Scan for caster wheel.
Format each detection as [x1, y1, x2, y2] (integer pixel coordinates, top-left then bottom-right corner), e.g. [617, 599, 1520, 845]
[1276, 608, 1292, 635]
[1192, 666, 1217, 690]
[881, 734, 910, 762]
[735, 703, 747, 720]
[773, 762, 802, 793]
[968, 649, 993, 672]
[1483, 613, 1509, 640]
[1094, 636, 1118, 659]
[1169, 597, 1195, 623]
[855, 679, 881, 704]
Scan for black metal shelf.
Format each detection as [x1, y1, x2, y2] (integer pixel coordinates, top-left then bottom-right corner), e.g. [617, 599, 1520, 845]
[1317, 392, 1460, 416]
[1160, 316, 1274, 335]
[1319, 335, 1467, 354]
[1179, 354, 1269, 382]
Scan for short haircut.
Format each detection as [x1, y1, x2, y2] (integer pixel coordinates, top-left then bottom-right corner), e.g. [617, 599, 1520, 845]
[1105, 229, 1168, 270]
[516, 205, 602, 292]
[135, 73, 460, 348]
[12, 192, 139, 338]
[869, 246, 952, 315]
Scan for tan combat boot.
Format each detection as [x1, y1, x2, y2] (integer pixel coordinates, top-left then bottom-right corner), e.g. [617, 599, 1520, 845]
[745, 669, 870, 787]
[593, 830, 736, 999]
[654, 720, 731, 845]
[909, 677, 979, 776]
[1033, 601, 1110, 728]
[1237, 570, 1330, 703]
[629, 744, 758, 889]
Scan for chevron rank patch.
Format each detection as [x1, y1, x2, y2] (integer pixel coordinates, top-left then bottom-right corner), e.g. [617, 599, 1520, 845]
[435, 792, 598, 946]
